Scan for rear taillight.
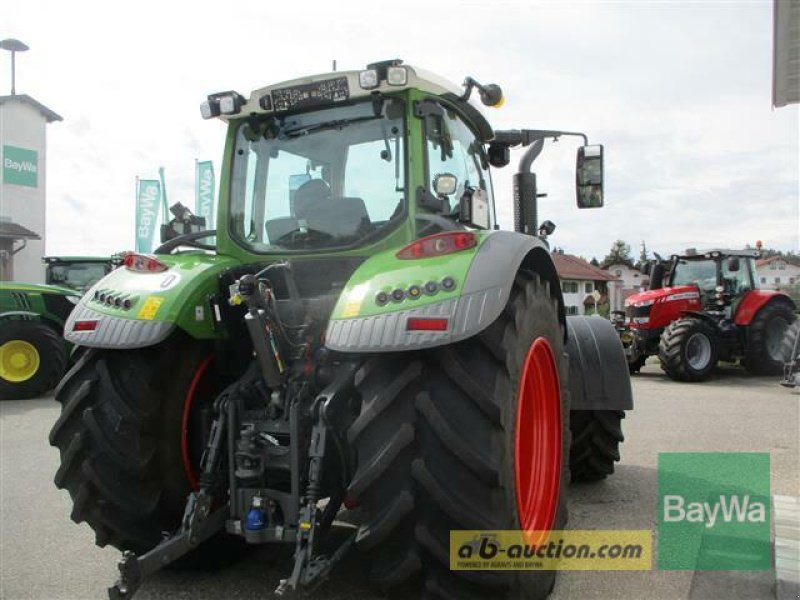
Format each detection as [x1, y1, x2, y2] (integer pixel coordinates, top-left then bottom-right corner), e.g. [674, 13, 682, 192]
[123, 253, 169, 273]
[396, 232, 477, 260]
[73, 320, 98, 332]
[406, 317, 449, 331]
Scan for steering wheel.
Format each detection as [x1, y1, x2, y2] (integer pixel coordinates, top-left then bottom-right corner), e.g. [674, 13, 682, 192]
[271, 227, 336, 248]
[154, 230, 216, 254]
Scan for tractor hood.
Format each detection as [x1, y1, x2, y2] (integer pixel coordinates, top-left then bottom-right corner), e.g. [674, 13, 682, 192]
[624, 285, 699, 308]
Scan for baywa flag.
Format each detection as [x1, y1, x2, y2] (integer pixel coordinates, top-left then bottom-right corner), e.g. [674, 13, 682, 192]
[195, 160, 215, 229]
[136, 179, 161, 253]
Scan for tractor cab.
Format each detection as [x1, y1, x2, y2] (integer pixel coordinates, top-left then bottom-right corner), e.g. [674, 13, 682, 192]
[666, 249, 760, 314]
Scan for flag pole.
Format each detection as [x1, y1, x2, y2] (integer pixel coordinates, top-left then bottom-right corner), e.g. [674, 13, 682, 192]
[134, 176, 140, 251]
[158, 166, 168, 223]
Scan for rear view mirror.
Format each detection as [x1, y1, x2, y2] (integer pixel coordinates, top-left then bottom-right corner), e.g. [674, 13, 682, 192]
[576, 144, 604, 208]
[459, 188, 491, 230]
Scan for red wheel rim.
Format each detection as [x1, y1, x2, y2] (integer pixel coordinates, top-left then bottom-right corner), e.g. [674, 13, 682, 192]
[181, 356, 214, 490]
[515, 337, 562, 537]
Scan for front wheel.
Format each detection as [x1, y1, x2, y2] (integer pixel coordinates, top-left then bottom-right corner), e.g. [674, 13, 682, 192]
[0, 320, 68, 400]
[349, 272, 570, 599]
[659, 317, 719, 382]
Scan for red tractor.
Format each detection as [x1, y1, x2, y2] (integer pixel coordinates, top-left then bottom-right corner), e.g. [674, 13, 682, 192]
[616, 249, 796, 381]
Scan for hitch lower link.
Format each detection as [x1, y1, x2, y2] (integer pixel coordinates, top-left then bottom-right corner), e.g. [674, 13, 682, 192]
[107, 396, 232, 599]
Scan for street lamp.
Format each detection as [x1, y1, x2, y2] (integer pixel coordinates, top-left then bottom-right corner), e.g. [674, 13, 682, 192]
[0, 39, 29, 96]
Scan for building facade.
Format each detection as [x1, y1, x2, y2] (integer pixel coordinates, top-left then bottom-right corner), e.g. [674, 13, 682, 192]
[552, 253, 622, 315]
[0, 94, 61, 283]
[755, 256, 800, 290]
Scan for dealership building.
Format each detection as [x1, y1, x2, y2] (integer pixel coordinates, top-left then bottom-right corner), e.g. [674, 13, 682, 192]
[0, 93, 61, 282]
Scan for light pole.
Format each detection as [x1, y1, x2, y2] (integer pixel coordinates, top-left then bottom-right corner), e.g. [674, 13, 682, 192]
[0, 39, 29, 95]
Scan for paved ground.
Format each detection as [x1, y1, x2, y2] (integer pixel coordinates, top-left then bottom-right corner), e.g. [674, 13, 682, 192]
[1, 361, 797, 600]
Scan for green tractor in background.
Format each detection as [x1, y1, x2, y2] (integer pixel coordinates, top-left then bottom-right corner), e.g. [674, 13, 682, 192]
[0, 282, 78, 399]
[44, 255, 114, 293]
[0, 257, 112, 399]
[49, 61, 632, 599]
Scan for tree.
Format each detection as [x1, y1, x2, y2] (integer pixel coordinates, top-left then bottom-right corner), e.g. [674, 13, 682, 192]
[639, 241, 649, 264]
[601, 240, 634, 269]
[590, 257, 600, 267]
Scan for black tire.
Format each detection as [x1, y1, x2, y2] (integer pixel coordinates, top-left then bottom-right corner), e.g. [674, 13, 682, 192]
[0, 320, 68, 400]
[569, 410, 624, 482]
[348, 272, 570, 599]
[658, 317, 719, 382]
[627, 355, 647, 375]
[743, 299, 796, 375]
[49, 335, 219, 553]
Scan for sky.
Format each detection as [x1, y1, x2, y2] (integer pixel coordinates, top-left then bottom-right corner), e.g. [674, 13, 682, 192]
[2, 0, 798, 261]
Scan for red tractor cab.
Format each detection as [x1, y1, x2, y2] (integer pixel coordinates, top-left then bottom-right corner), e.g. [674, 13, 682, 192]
[617, 249, 796, 381]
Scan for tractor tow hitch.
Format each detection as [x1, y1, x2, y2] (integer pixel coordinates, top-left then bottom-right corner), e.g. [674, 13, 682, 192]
[107, 395, 232, 599]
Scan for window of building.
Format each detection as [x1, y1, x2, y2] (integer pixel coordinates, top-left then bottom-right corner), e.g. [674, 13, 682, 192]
[566, 306, 579, 316]
[775, 277, 780, 284]
[760, 277, 766, 284]
[585, 283, 593, 293]
[615, 269, 622, 276]
[562, 281, 579, 294]
[790, 277, 796, 285]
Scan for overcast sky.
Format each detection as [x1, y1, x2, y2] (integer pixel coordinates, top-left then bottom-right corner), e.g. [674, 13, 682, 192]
[3, 0, 798, 261]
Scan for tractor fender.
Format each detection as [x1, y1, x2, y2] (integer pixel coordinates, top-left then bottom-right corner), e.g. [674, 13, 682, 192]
[326, 231, 564, 352]
[565, 316, 633, 411]
[680, 310, 720, 326]
[734, 290, 796, 325]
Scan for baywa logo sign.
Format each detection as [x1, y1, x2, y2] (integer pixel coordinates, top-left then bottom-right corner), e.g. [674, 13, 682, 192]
[3, 145, 38, 188]
[658, 452, 770, 570]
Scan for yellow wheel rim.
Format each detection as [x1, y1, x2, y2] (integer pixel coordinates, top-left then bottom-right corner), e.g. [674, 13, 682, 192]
[0, 340, 41, 383]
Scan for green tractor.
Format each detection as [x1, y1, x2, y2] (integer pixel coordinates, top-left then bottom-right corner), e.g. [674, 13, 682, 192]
[44, 255, 114, 293]
[49, 60, 632, 599]
[0, 282, 79, 399]
[0, 257, 112, 399]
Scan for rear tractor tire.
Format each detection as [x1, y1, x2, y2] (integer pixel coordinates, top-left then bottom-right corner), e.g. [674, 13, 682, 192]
[0, 320, 68, 400]
[48, 336, 223, 556]
[658, 317, 719, 382]
[569, 410, 625, 482]
[743, 299, 796, 375]
[348, 272, 570, 599]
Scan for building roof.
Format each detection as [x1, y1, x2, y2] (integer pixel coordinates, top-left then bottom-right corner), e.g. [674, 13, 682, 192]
[0, 218, 41, 240]
[756, 255, 799, 268]
[552, 253, 619, 282]
[0, 94, 62, 122]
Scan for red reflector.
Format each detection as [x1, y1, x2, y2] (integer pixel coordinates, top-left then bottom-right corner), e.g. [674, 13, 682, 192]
[122, 252, 169, 273]
[396, 232, 477, 260]
[73, 320, 99, 332]
[407, 317, 449, 331]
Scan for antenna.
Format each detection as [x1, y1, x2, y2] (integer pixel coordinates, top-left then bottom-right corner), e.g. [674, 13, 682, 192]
[0, 39, 29, 95]
[332, 59, 337, 72]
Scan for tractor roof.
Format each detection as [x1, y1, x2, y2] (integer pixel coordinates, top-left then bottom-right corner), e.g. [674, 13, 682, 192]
[674, 249, 761, 260]
[211, 62, 495, 141]
[43, 256, 111, 263]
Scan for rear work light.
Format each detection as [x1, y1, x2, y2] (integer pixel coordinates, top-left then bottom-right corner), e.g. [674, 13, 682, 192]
[406, 317, 449, 331]
[73, 320, 98, 332]
[123, 253, 169, 273]
[396, 232, 477, 260]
